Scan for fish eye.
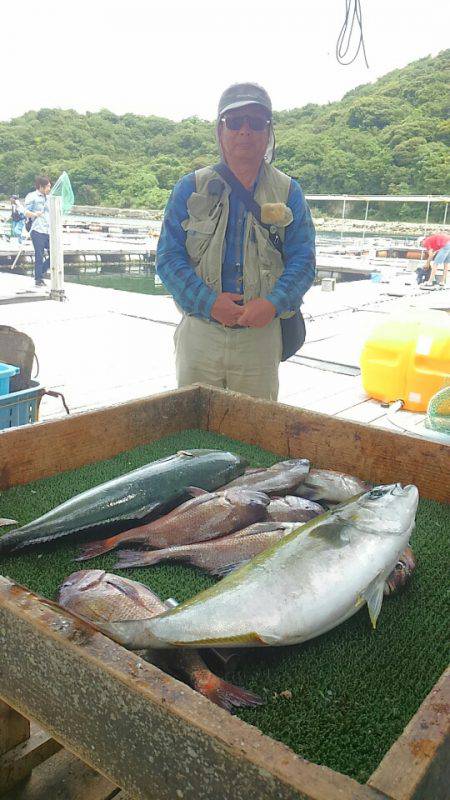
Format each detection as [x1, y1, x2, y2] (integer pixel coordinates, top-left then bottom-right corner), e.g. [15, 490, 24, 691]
[368, 487, 388, 500]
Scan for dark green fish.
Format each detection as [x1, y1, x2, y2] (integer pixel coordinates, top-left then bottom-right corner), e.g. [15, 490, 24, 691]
[0, 449, 246, 555]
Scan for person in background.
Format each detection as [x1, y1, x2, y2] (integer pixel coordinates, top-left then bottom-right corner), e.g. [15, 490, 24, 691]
[420, 232, 450, 287]
[9, 195, 26, 242]
[24, 175, 52, 287]
[156, 82, 316, 401]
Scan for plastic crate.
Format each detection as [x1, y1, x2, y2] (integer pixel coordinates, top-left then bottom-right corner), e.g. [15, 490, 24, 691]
[0, 362, 20, 396]
[0, 381, 45, 430]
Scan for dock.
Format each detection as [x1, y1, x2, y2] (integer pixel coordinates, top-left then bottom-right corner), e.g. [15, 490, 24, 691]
[0, 269, 448, 439]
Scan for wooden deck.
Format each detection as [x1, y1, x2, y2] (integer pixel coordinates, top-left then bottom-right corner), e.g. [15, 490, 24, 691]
[0, 270, 448, 435]
[0, 388, 448, 799]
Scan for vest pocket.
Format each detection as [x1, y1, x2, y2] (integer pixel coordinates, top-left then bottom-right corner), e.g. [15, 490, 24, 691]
[183, 193, 223, 264]
[254, 225, 284, 296]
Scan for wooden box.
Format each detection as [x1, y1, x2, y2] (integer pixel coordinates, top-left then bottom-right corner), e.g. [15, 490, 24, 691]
[0, 385, 448, 800]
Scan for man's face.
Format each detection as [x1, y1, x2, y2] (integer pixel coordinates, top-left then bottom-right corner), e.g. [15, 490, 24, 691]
[39, 182, 51, 195]
[219, 104, 270, 166]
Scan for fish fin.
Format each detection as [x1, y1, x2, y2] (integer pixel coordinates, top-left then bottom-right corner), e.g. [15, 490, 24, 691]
[114, 549, 164, 570]
[184, 486, 209, 497]
[0, 518, 17, 527]
[212, 559, 251, 578]
[361, 575, 385, 629]
[76, 533, 128, 561]
[192, 671, 264, 712]
[103, 577, 155, 613]
[129, 502, 161, 520]
[179, 493, 216, 511]
[310, 519, 350, 545]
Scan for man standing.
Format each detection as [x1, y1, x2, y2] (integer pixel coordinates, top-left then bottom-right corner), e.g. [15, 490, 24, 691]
[24, 175, 52, 287]
[156, 83, 315, 401]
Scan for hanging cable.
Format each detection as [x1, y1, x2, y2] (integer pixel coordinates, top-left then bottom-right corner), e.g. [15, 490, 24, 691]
[336, 0, 369, 68]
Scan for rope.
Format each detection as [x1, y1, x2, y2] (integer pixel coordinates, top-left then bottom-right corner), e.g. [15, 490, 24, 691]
[336, 0, 369, 68]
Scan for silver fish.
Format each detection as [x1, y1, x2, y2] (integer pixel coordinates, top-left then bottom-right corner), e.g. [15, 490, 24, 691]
[221, 459, 310, 495]
[294, 468, 371, 505]
[94, 484, 419, 650]
[267, 495, 324, 522]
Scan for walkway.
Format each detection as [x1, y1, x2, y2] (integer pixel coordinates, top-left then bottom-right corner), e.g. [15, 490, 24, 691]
[0, 271, 448, 438]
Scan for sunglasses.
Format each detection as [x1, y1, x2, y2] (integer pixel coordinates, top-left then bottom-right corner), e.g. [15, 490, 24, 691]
[221, 114, 270, 132]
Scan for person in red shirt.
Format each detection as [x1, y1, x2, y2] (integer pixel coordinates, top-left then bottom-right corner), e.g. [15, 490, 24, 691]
[420, 233, 450, 287]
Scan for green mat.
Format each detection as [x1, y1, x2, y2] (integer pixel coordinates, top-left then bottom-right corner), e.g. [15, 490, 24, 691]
[0, 429, 448, 783]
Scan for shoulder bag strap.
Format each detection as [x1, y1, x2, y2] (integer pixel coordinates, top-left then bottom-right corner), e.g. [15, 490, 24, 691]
[213, 162, 283, 254]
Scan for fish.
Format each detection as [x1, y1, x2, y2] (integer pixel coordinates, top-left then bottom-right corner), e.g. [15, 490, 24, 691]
[221, 459, 310, 495]
[113, 521, 300, 576]
[57, 570, 263, 712]
[92, 483, 419, 650]
[384, 546, 416, 596]
[76, 488, 270, 561]
[267, 496, 324, 522]
[294, 468, 371, 505]
[0, 449, 246, 556]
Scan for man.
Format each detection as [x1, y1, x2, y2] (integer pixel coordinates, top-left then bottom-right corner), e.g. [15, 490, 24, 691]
[156, 82, 315, 401]
[24, 175, 52, 287]
[420, 232, 450, 287]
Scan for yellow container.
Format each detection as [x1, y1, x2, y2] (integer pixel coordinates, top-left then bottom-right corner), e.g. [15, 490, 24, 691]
[360, 310, 450, 411]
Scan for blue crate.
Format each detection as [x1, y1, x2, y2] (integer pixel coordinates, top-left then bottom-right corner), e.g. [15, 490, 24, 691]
[0, 362, 20, 396]
[0, 381, 44, 430]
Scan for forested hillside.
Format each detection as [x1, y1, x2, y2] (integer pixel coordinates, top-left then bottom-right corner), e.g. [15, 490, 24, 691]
[0, 50, 448, 210]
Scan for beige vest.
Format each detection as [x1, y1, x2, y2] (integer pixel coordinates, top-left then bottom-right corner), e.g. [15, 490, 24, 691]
[181, 161, 291, 305]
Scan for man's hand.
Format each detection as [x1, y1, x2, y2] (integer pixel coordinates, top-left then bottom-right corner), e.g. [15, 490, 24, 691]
[210, 292, 243, 326]
[237, 298, 276, 328]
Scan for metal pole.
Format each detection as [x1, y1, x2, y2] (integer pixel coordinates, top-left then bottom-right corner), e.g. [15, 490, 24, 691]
[443, 203, 448, 227]
[424, 198, 431, 237]
[11, 244, 25, 270]
[340, 198, 346, 243]
[49, 195, 66, 301]
[362, 200, 369, 246]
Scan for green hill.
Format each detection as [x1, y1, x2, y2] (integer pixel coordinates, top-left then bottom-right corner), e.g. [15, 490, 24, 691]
[0, 50, 448, 211]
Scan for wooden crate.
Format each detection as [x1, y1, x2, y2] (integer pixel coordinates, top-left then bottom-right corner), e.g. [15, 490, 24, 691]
[0, 385, 448, 800]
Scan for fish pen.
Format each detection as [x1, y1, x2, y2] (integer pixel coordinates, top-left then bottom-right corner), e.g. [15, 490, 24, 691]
[0, 385, 448, 800]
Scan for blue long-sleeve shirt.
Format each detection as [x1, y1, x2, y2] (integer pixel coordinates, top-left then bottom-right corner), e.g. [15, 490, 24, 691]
[156, 170, 316, 320]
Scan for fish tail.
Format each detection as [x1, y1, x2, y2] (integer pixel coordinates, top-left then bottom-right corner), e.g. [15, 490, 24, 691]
[76, 533, 128, 561]
[0, 518, 17, 527]
[192, 669, 264, 712]
[114, 549, 165, 570]
[0, 530, 20, 554]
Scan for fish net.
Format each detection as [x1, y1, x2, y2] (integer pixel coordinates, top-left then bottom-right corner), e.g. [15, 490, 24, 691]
[425, 385, 450, 434]
[50, 171, 75, 214]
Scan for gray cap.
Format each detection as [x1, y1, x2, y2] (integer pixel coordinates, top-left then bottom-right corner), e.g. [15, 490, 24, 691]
[218, 83, 272, 118]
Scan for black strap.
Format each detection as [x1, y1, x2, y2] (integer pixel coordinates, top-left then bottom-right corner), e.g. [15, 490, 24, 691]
[213, 162, 283, 255]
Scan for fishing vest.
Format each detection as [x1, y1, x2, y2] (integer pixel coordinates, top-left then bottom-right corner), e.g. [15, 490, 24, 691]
[181, 161, 291, 305]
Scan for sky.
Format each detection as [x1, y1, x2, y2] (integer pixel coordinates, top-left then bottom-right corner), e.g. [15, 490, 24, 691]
[2, 0, 449, 122]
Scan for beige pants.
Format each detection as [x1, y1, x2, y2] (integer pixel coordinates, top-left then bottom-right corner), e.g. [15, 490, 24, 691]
[175, 316, 282, 400]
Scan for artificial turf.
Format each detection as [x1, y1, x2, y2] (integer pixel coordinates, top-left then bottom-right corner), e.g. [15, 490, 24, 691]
[0, 429, 448, 783]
